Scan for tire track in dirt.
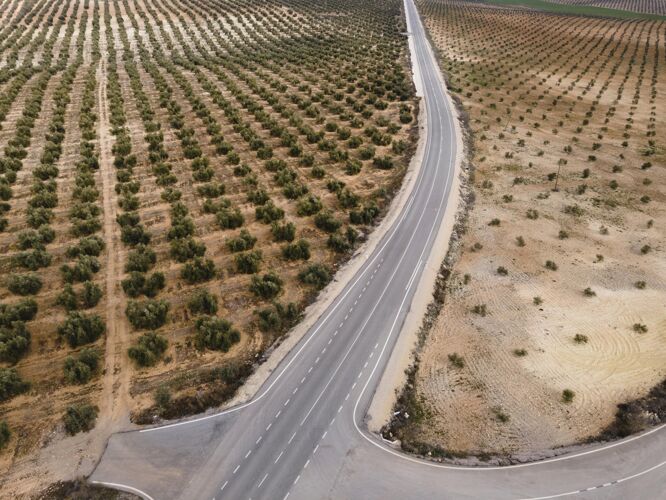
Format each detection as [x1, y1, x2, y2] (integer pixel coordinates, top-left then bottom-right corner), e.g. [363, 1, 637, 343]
[96, 17, 132, 433]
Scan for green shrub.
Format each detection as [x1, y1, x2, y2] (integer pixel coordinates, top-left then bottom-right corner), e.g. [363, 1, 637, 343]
[58, 312, 105, 347]
[154, 385, 171, 409]
[0, 299, 38, 324]
[216, 207, 244, 229]
[282, 239, 311, 261]
[0, 420, 9, 450]
[0, 321, 30, 364]
[125, 245, 156, 272]
[271, 221, 296, 242]
[81, 281, 103, 308]
[226, 229, 257, 252]
[256, 201, 285, 223]
[188, 289, 218, 315]
[448, 353, 465, 368]
[13, 249, 52, 270]
[562, 389, 575, 403]
[170, 237, 206, 262]
[314, 211, 342, 233]
[63, 403, 98, 435]
[66, 235, 105, 258]
[126, 300, 169, 330]
[60, 256, 100, 283]
[0, 368, 29, 402]
[181, 257, 216, 284]
[250, 272, 283, 300]
[63, 348, 100, 384]
[296, 195, 322, 216]
[235, 250, 262, 274]
[7, 273, 43, 295]
[195, 316, 241, 352]
[349, 203, 379, 225]
[255, 302, 301, 334]
[298, 264, 331, 290]
[128, 332, 168, 367]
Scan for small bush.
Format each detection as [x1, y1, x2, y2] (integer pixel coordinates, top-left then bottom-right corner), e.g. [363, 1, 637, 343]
[63, 403, 98, 435]
[513, 348, 527, 357]
[154, 385, 171, 409]
[447, 353, 465, 369]
[188, 289, 218, 315]
[583, 287, 596, 297]
[256, 201, 285, 223]
[195, 316, 241, 352]
[128, 332, 168, 367]
[0, 368, 30, 402]
[298, 264, 331, 290]
[235, 250, 262, 274]
[271, 221, 296, 242]
[63, 348, 100, 384]
[633, 323, 648, 333]
[58, 312, 105, 347]
[545, 260, 558, 271]
[250, 272, 283, 300]
[170, 237, 206, 262]
[7, 273, 43, 295]
[181, 257, 216, 284]
[562, 389, 575, 403]
[125, 245, 156, 272]
[0, 420, 9, 450]
[255, 302, 301, 334]
[573, 334, 589, 344]
[226, 229, 256, 252]
[282, 239, 311, 261]
[125, 300, 169, 330]
[472, 304, 487, 316]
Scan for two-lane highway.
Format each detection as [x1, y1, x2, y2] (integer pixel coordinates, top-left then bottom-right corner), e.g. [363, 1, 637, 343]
[90, 1, 666, 498]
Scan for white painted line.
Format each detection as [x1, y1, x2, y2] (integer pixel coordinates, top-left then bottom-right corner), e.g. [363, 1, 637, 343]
[266, 423, 272, 432]
[322, 431, 328, 439]
[244, 450, 252, 459]
[233, 465, 240, 474]
[256, 436, 262, 445]
[338, 405, 343, 413]
[275, 451, 284, 464]
[91, 481, 155, 500]
[313, 444, 319, 454]
[294, 475, 300, 485]
[258, 473, 268, 488]
[300, 376, 306, 384]
[284, 398, 290, 406]
[220, 481, 228, 491]
[292, 387, 298, 395]
[304, 459, 310, 469]
[288, 432, 297, 444]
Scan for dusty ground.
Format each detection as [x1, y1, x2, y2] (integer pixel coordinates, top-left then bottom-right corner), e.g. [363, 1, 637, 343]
[397, 0, 666, 455]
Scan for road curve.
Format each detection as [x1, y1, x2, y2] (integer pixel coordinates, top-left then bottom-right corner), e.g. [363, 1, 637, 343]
[89, 1, 666, 499]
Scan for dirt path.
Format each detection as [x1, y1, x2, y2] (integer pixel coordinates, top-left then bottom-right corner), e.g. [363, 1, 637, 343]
[96, 17, 132, 434]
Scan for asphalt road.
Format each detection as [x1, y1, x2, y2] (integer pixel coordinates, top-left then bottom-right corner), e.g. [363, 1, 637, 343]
[90, 1, 666, 499]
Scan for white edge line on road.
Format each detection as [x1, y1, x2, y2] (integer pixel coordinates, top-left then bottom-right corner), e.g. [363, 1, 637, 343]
[519, 459, 666, 500]
[90, 481, 155, 500]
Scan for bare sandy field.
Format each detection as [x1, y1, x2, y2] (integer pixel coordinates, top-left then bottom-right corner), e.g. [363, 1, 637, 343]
[396, 0, 666, 455]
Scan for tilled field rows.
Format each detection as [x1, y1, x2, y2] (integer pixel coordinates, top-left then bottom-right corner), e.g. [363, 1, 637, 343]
[0, 0, 417, 469]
